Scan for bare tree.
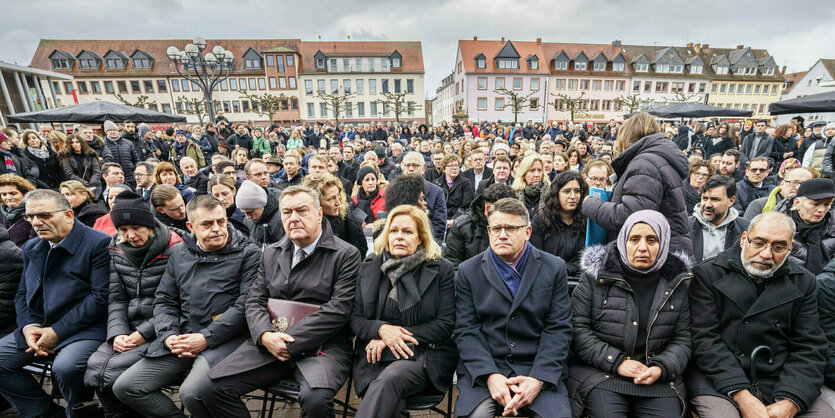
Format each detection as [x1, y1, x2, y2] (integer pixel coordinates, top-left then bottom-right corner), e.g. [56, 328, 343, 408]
[494, 88, 541, 124]
[110, 93, 156, 108]
[375, 92, 423, 123]
[549, 91, 588, 123]
[316, 90, 356, 127]
[613, 94, 652, 113]
[176, 96, 218, 124]
[239, 91, 290, 124]
[661, 91, 704, 105]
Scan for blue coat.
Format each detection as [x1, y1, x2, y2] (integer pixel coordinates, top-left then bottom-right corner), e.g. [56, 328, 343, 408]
[423, 179, 447, 241]
[14, 221, 111, 350]
[453, 246, 573, 417]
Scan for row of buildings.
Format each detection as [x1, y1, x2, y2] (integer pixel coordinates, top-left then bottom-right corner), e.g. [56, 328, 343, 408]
[23, 38, 426, 125]
[431, 37, 792, 125]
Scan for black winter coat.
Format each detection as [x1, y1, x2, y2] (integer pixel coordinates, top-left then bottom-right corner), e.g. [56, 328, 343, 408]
[775, 197, 835, 274]
[74, 200, 108, 228]
[243, 187, 285, 248]
[770, 136, 799, 168]
[24, 147, 62, 189]
[582, 133, 694, 257]
[530, 215, 585, 277]
[686, 245, 827, 412]
[183, 172, 209, 196]
[443, 211, 488, 268]
[102, 138, 141, 184]
[350, 255, 458, 396]
[568, 244, 691, 417]
[734, 176, 776, 213]
[61, 152, 101, 188]
[434, 175, 474, 220]
[0, 225, 22, 334]
[815, 258, 835, 390]
[682, 179, 700, 214]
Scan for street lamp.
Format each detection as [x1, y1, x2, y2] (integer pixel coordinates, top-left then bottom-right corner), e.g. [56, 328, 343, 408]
[166, 37, 235, 123]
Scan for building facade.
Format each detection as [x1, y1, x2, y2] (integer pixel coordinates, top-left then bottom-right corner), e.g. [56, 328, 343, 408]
[700, 45, 783, 119]
[431, 72, 455, 124]
[0, 60, 72, 128]
[776, 59, 835, 125]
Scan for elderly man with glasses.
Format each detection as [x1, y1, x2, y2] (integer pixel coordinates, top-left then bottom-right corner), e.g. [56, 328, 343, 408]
[0, 189, 111, 417]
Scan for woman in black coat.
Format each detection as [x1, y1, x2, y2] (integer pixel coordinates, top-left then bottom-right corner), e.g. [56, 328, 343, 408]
[351, 205, 457, 418]
[60, 134, 102, 190]
[303, 172, 368, 256]
[433, 154, 474, 222]
[568, 210, 692, 418]
[443, 183, 516, 268]
[85, 192, 183, 416]
[60, 180, 108, 228]
[770, 124, 800, 169]
[0, 224, 22, 335]
[530, 171, 587, 277]
[21, 129, 62, 189]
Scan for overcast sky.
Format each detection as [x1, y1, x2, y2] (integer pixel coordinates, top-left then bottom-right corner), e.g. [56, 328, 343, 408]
[3, 0, 834, 98]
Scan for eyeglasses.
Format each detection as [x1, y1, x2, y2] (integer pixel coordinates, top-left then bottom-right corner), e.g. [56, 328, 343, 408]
[487, 224, 528, 236]
[23, 209, 65, 222]
[586, 176, 607, 185]
[746, 237, 790, 254]
[692, 172, 709, 179]
[748, 168, 769, 173]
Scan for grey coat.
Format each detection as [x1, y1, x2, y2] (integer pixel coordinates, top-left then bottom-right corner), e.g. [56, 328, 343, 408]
[209, 220, 362, 390]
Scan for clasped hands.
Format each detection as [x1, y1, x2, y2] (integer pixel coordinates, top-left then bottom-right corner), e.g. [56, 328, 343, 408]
[487, 373, 542, 416]
[260, 331, 295, 361]
[113, 331, 146, 353]
[365, 324, 419, 363]
[164, 333, 208, 358]
[23, 326, 60, 357]
[617, 358, 662, 385]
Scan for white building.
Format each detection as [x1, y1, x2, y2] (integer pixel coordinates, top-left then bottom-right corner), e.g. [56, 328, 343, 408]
[432, 72, 455, 124]
[777, 59, 835, 125]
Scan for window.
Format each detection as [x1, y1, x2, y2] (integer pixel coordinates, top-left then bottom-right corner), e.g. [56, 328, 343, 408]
[344, 79, 351, 94]
[266, 55, 274, 67]
[356, 79, 364, 95]
[711, 83, 718, 93]
[602, 100, 611, 111]
[530, 60, 538, 70]
[477, 97, 487, 111]
[495, 77, 505, 89]
[229, 78, 238, 91]
[156, 80, 167, 93]
[530, 98, 539, 110]
[688, 82, 696, 93]
[269, 77, 277, 89]
[743, 104, 750, 111]
[691, 65, 703, 74]
[258, 78, 266, 90]
[104, 81, 114, 93]
[478, 77, 487, 90]
[590, 100, 599, 111]
[51, 59, 71, 69]
[287, 55, 294, 67]
[181, 80, 190, 92]
[392, 57, 401, 68]
[277, 56, 285, 73]
[763, 67, 775, 76]
[130, 81, 141, 93]
[613, 62, 625, 71]
[144, 80, 154, 93]
[580, 79, 590, 90]
[634, 63, 649, 72]
[716, 66, 729, 75]
[728, 84, 735, 94]
[655, 82, 668, 93]
[771, 85, 778, 94]
[369, 59, 376, 72]
[554, 60, 568, 70]
[644, 81, 652, 93]
[633, 81, 641, 92]
[567, 79, 577, 90]
[382, 79, 389, 93]
[91, 81, 101, 94]
[476, 58, 486, 69]
[242, 101, 250, 112]
[63, 81, 73, 93]
[305, 80, 313, 95]
[345, 102, 353, 117]
[316, 58, 325, 69]
[118, 81, 128, 93]
[148, 104, 158, 111]
[592, 80, 602, 91]
[758, 104, 765, 114]
[79, 58, 98, 69]
[320, 103, 327, 117]
[574, 62, 587, 70]
[513, 78, 522, 90]
[672, 82, 684, 93]
[495, 97, 504, 110]
[370, 102, 378, 116]
[192, 81, 199, 90]
[132, 58, 149, 69]
[698, 83, 706, 93]
[51, 81, 62, 94]
[307, 103, 315, 117]
[331, 79, 339, 94]
[754, 84, 761, 94]
[357, 102, 365, 116]
[496, 59, 519, 69]
[745, 84, 752, 94]
[554, 79, 565, 90]
[369, 79, 377, 95]
[232, 101, 240, 112]
[249, 78, 257, 90]
[317, 79, 325, 93]
[394, 79, 401, 93]
[407, 79, 414, 94]
[289, 77, 296, 89]
[329, 59, 337, 72]
[245, 58, 261, 69]
[175, 101, 184, 113]
[531, 78, 540, 91]
[593, 61, 606, 71]
[77, 81, 88, 94]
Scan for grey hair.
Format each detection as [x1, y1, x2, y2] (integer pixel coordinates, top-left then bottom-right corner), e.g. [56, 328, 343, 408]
[179, 157, 196, 167]
[279, 185, 321, 210]
[24, 189, 71, 211]
[748, 211, 796, 240]
[402, 151, 426, 166]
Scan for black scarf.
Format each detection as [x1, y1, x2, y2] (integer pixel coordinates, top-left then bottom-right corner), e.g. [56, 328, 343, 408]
[356, 187, 379, 223]
[0, 204, 24, 224]
[117, 235, 154, 267]
[326, 214, 346, 239]
[791, 210, 830, 274]
[380, 247, 426, 326]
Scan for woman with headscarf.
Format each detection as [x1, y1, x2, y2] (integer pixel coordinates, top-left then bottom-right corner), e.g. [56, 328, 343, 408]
[350, 205, 457, 417]
[530, 172, 588, 277]
[512, 154, 550, 218]
[568, 210, 691, 418]
[60, 180, 107, 227]
[353, 164, 386, 225]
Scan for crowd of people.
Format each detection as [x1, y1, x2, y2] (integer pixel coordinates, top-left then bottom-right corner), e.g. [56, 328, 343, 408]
[1, 110, 835, 418]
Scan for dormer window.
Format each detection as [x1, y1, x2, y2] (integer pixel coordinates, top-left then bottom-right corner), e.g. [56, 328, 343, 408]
[316, 58, 325, 68]
[574, 61, 587, 70]
[106, 58, 124, 69]
[634, 63, 649, 72]
[133, 58, 150, 69]
[51, 58, 71, 69]
[477, 58, 485, 68]
[49, 50, 75, 70]
[530, 60, 538, 69]
[716, 66, 729, 75]
[593, 61, 606, 71]
[242, 48, 263, 70]
[392, 57, 401, 67]
[690, 65, 703, 74]
[79, 59, 97, 69]
[526, 55, 539, 70]
[734, 66, 756, 75]
[613, 62, 625, 71]
[763, 67, 775, 76]
[245, 59, 260, 69]
[496, 59, 519, 69]
[554, 59, 568, 70]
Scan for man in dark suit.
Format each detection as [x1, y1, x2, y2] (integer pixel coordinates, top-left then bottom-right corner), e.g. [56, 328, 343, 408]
[196, 186, 361, 417]
[477, 156, 513, 195]
[454, 198, 572, 418]
[400, 152, 447, 241]
[134, 162, 156, 206]
[462, 149, 493, 195]
[739, 120, 774, 163]
[0, 189, 111, 417]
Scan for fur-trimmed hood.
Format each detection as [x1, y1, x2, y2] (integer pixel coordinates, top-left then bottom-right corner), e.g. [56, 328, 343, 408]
[580, 242, 694, 280]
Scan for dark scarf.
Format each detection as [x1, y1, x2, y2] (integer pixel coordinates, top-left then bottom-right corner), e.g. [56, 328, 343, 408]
[0, 150, 17, 174]
[524, 182, 545, 198]
[791, 210, 830, 274]
[0, 203, 24, 224]
[326, 214, 346, 239]
[117, 234, 154, 267]
[356, 187, 380, 223]
[380, 247, 426, 326]
[488, 242, 531, 298]
[173, 140, 188, 158]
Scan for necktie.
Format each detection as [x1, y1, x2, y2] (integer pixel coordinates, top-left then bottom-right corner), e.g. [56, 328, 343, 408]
[292, 248, 307, 268]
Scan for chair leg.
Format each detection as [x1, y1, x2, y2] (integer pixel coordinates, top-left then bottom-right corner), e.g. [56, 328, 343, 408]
[341, 374, 353, 418]
[260, 389, 269, 418]
[267, 393, 277, 418]
[446, 386, 453, 418]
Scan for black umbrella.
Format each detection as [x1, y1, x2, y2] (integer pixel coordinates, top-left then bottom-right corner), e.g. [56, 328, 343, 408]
[6, 101, 187, 124]
[769, 90, 835, 115]
[635, 102, 753, 119]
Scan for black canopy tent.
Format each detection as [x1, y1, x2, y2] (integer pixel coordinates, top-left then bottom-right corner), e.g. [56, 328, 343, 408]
[624, 102, 753, 119]
[769, 90, 835, 115]
[6, 101, 187, 124]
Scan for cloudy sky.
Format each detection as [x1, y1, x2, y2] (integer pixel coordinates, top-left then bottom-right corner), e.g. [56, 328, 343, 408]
[3, 0, 834, 98]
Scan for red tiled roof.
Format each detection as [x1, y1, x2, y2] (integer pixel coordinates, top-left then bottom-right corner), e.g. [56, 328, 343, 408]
[297, 41, 424, 74]
[540, 42, 630, 77]
[457, 39, 549, 74]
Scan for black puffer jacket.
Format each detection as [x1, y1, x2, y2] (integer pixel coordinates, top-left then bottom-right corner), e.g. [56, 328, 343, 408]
[568, 243, 692, 417]
[24, 147, 62, 189]
[682, 179, 700, 214]
[102, 137, 141, 184]
[775, 196, 835, 273]
[815, 258, 835, 390]
[106, 221, 183, 343]
[443, 211, 488, 269]
[243, 187, 285, 248]
[582, 133, 694, 257]
[530, 214, 585, 277]
[75, 200, 108, 228]
[61, 151, 102, 188]
[0, 225, 22, 333]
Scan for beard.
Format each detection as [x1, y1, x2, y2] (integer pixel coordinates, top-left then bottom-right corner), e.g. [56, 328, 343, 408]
[741, 247, 787, 279]
[701, 207, 726, 222]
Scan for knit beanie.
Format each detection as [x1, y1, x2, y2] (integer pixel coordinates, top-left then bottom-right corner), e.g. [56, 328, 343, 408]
[374, 145, 386, 159]
[137, 123, 151, 138]
[110, 191, 155, 228]
[356, 165, 378, 185]
[103, 120, 119, 132]
[0, 131, 6, 144]
[235, 180, 268, 209]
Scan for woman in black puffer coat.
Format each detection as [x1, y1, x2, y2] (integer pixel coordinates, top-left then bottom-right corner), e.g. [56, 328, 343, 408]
[84, 195, 183, 416]
[0, 225, 22, 335]
[583, 112, 694, 257]
[443, 183, 516, 268]
[530, 172, 587, 278]
[568, 211, 692, 418]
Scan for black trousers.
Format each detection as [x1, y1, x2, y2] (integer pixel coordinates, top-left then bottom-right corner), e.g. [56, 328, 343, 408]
[356, 359, 429, 418]
[584, 387, 681, 418]
[196, 361, 335, 418]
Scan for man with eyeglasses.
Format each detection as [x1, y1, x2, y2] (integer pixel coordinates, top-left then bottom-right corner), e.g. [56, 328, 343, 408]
[244, 158, 274, 189]
[689, 175, 750, 262]
[582, 160, 613, 192]
[688, 211, 832, 417]
[453, 198, 572, 418]
[0, 189, 111, 417]
[734, 157, 776, 212]
[744, 167, 814, 220]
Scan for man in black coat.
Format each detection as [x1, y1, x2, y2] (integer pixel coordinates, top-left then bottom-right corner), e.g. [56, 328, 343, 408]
[740, 120, 774, 163]
[477, 156, 513, 195]
[454, 198, 572, 418]
[180, 157, 210, 196]
[444, 184, 516, 268]
[734, 157, 777, 213]
[462, 149, 493, 194]
[225, 124, 253, 152]
[112, 195, 260, 417]
[687, 211, 833, 417]
[101, 120, 141, 189]
[197, 185, 361, 417]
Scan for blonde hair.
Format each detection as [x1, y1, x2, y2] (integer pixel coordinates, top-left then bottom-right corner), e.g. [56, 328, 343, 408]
[512, 154, 550, 191]
[19, 129, 42, 150]
[373, 204, 441, 260]
[60, 180, 95, 202]
[615, 112, 661, 155]
[302, 173, 347, 218]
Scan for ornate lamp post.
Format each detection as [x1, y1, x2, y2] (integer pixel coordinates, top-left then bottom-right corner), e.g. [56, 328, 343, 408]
[166, 37, 235, 123]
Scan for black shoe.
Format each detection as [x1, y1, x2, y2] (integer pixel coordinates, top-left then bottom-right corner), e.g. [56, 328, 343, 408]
[72, 400, 104, 418]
